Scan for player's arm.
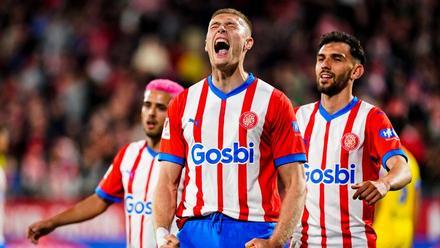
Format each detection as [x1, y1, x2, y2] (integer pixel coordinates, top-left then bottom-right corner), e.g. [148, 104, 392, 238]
[381, 155, 412, 190]
[153, 161, 182, 247]
[352, 155, 411, 205]
[246, 162, 306, 248]
[27, 194, 112, 244]
[352, 108, 412, 205]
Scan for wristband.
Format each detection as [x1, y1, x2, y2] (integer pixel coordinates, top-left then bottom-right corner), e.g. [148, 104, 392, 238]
[156, 227, 170, 247]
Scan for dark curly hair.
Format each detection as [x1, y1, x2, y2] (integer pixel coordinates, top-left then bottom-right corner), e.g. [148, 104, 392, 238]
[318, 31, 366, 65]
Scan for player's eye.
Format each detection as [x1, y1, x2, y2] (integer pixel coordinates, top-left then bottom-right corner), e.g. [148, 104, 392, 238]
[157, 105, 167, 112]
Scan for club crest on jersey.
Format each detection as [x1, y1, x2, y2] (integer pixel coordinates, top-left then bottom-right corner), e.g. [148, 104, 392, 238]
[379, 128, 399, 140]
[239, 111, 258, 129]
[341, 132, 359, 151]
[161, 117, 170, 140]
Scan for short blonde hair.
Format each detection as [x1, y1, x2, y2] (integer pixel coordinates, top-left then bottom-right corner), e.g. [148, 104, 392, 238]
[211, 8, 252, 35]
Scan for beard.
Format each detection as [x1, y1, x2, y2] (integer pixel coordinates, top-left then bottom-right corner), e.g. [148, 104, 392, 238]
[144, 123, 163, 141]
[317, 70, 351, 97]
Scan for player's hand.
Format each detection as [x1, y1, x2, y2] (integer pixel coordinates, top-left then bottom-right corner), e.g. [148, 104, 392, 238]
[159, 234, 179, 248]
[351, 179, 391, 205]
[27, 220, 56, 244]
[245, 238, 281, 248]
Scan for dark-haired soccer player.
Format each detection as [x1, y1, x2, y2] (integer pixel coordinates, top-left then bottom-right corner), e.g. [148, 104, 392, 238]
[292, 31, 411, 247]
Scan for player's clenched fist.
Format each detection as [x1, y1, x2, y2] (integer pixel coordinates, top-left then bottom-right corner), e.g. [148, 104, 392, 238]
[351, 179, 391, 205]
[27, 220, 56, 244]
[158, 234, 179, 248]
[245, 238, 282, 248]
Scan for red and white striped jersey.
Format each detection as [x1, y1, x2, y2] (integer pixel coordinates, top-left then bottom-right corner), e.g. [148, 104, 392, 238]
[292, 97, 407, 248]
[159, 73, 306, 222]
[96, 140, 180, 248]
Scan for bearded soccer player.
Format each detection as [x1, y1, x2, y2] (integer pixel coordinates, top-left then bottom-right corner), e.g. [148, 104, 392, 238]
[292, 31, 412, 247]
[27, 79, 184, 248]
[153, 8, 307, 248]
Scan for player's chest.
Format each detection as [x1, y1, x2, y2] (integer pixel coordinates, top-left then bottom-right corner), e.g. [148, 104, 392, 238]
[121, 157, 159, 197]
[181, 98, 268, 143]
[303, 116, 367, 163]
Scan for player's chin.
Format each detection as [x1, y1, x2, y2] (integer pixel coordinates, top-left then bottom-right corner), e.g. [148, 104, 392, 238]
[145, 129, 160, 137]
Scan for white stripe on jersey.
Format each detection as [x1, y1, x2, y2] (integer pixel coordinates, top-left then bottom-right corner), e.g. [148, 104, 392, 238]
[246, 81, 273, 221]
[199, 88, 222, 214]
[220, 87, 247, 219]
[181, 79, 204, 217]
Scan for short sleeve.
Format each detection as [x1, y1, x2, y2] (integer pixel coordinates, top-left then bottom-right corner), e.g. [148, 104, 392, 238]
[268, 90, 307, 167]
[366, 107, 407, 170]
[158, 91, 187, 166]
[95, 144, 129, 203]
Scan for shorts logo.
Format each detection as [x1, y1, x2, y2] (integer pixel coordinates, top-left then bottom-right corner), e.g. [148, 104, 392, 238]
[161, 118, 170, 140]
[239, 111, 258, 129]
[341, 132, 359, 151]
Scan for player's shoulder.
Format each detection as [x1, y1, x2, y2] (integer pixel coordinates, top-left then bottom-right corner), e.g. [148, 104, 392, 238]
[357, 98, 383, 114]
[124, 140, 146, 153]
[171, 78, 205, 105]
[254, 78, 289, 104]
[361, 100, 390, 122]
[296, 101, 319, 116]
[255, 77, 275, 92]
[186, 77, 207, 92]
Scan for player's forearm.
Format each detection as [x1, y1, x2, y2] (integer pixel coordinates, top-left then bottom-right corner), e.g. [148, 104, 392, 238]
[153, 178, 177, 230]
[270, 168, 306, 247]
[384, 156, 412, 191]
[49, 194, 110, 227]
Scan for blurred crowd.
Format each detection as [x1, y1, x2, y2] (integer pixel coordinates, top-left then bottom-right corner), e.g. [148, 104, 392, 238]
[0, 0, 439, 201]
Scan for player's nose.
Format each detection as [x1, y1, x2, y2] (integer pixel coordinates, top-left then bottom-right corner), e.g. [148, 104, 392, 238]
[147, 106, 157, 116]
[217, 25, 226, 33]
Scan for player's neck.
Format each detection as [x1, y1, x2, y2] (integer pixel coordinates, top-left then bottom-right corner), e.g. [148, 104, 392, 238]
[320, 88, 353, 115]
[211, 66, 248, 94]
[146, 137, 161, 152]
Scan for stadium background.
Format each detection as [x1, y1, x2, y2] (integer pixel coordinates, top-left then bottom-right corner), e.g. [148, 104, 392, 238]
[0, 0, 439, 247]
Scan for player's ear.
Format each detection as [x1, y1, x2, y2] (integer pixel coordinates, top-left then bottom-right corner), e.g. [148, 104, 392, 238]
[244, 37, 254, 51]
[205, 39, 208, 52]
[351, 64, 364, 80]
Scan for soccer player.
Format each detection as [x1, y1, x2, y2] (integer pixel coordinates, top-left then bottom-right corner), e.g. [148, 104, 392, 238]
[153, 8, 307, 248]
[292, 31, 412, 247]
[27, 79, 184, 248]
[373, 147, 421, 248]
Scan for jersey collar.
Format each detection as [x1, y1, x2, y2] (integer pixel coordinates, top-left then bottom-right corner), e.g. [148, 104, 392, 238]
[318, 96, 359, 122]
[207, 73, 255, 100]
[147, 146, 158, 157]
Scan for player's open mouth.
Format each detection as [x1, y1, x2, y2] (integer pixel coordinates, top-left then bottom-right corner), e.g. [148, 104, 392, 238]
[146, 121, 156, 128]
[320, 72, 334, 79]
[214, 39, 230, 55]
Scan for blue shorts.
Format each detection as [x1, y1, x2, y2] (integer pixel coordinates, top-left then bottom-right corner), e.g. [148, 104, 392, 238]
[177, 212, 276, 248]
